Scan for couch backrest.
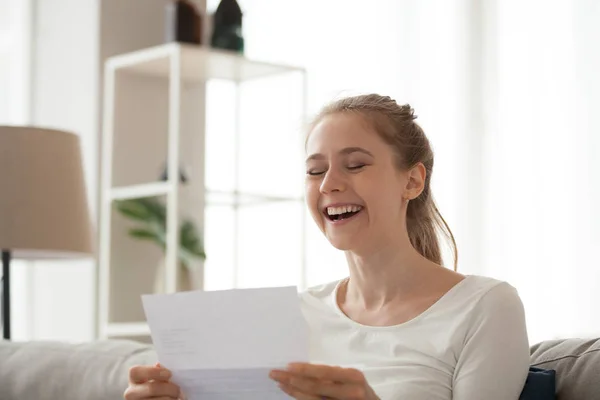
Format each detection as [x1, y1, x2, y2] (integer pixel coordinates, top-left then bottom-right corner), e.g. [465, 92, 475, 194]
[2, 337, 598, 400]
[0, 339, 157, 400]
[530, 337, 600, 400]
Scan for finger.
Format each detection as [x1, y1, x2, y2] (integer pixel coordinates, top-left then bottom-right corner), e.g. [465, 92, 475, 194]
[270, 369, 292, 384]
[286, 363, 366, 384]
[143, 398, 178, 400]
[277, 382, 321, 400]
[129, 365, 172, 384]
[271, 370, 332, 387]
[140, 380, 181, 398]
[142, 398, 177, 400]
[286, 374, 367, 400]
[124, 385, 179, 400]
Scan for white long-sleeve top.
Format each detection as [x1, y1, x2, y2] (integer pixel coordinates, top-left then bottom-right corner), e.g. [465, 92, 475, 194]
[299, 275, 530, 400]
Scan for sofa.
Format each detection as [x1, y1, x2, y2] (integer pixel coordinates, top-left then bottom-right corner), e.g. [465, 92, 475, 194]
[0, 337, 599, 400]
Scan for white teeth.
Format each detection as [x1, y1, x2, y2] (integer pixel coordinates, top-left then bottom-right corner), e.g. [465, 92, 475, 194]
[327, 205, 362, 215]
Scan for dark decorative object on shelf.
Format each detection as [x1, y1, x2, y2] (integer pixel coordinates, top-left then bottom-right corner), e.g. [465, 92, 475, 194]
[211, 0, 244, 54]
[165, 0, 203, 45]
[160, 162, 189, 184]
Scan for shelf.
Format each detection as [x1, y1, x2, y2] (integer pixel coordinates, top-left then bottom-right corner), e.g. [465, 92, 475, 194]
[109, 182, 171, 201]
[206, 190, 303, 206]
[108, 182, 302, 205]
[105, 322, 150, 337]
[106, 43, 304, 82]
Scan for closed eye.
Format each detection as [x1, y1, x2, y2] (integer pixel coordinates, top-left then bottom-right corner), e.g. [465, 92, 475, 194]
[348, 164, 366, 170]
[307, 165, 365, 175]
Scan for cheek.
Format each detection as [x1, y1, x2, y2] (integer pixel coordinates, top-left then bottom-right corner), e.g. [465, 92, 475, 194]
[362, 182, 403, 219]
[304, 181, 322, 218]
[378, 193, 404, 221]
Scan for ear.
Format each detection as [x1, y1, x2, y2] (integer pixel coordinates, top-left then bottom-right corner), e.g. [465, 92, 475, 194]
[404, 163, 426, 200]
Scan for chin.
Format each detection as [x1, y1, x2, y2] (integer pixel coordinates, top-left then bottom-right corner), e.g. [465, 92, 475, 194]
[324, 233, 362, 252]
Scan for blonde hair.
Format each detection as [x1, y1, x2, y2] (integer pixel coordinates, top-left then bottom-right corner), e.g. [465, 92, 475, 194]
[309, 94, 458, 270]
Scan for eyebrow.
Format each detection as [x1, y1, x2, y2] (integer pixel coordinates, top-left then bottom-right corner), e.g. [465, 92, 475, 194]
[306, 147, 374, 162]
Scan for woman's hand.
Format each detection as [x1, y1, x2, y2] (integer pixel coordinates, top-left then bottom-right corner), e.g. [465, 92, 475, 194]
[124, 363, 184, 400]
[269, 363, 380, 400]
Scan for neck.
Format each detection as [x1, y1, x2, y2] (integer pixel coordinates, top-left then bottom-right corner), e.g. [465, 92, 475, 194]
[342, 237, 438, 308]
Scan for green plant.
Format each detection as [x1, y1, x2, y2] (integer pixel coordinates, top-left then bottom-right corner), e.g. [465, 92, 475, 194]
[115, 197, 206, 269]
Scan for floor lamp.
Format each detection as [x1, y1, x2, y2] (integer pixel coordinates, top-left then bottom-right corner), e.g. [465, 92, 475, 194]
[0, 126, 93, 340]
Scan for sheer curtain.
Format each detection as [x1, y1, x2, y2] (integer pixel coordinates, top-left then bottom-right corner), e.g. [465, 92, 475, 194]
[207, 0, 600, 345]
[479, 0, 600, 344]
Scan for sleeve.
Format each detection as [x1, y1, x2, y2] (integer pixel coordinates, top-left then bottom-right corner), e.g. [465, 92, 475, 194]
[452, 282, 530, 400]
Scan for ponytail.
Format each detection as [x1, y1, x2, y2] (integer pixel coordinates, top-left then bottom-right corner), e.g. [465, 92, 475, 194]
[406, 186, 458, 270]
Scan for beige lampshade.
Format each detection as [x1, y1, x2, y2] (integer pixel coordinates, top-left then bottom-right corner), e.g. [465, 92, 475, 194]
[0, 126, 93, 259]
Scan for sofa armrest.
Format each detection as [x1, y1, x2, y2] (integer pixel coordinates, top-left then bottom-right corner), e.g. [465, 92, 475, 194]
[530, 337, 600, 400]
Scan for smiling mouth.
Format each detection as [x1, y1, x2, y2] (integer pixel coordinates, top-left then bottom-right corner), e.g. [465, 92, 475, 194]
[324, 205, 363, 221]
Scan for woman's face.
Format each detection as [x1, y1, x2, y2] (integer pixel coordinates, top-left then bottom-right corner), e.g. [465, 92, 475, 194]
[305, 113, 412, 252]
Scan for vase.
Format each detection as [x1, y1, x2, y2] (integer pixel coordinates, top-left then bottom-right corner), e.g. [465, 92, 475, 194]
[165, 0, 203, 45]
[153, 257, 204, 293]
[210, 0, 244, 53]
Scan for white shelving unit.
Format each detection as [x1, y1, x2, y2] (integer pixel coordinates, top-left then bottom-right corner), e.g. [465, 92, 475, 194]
[97, 43, 307, 341]
[109, 182, 171, 200]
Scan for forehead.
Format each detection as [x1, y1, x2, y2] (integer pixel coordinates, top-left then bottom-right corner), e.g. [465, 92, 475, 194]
[306, 113, 385, 154]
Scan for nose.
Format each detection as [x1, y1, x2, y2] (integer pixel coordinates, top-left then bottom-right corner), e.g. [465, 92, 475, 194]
[320, 168, 346, 194]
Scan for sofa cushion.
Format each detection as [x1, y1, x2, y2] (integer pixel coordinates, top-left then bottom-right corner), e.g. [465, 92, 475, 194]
[530, 337, 600, 400]
[0, 339, 157, 400]
[519, 367, 556, 400]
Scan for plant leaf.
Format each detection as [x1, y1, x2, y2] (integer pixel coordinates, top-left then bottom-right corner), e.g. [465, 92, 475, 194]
[115, 200, 153, 221]
[116, 198, 167, 228]
[128, 228, 157, 239]
[118, 198, 206, 261]
[140, 198, 167, 225]
[180, 220, 198, 247]
[128, 228, 165, 249]
[180, 246, 206, 264]
[180, 220, 205, 259]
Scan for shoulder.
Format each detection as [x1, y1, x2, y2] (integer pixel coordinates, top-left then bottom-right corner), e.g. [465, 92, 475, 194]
[452, 276, 530, 398]
[455, 275, 523, 309]
[299, 278, 343, 304]
[297, 278, 344, 319]
[455, 275, 527, 338]
[438, 275, 526, 333]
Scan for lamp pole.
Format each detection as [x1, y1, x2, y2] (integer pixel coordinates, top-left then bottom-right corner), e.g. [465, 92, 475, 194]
[1, 249, 11, 340]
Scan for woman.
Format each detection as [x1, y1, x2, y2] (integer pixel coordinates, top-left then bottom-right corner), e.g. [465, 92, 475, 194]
[124, 94, 530, 400]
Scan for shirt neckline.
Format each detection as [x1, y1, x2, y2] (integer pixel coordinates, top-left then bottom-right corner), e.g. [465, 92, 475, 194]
[329, 275, 473, 331]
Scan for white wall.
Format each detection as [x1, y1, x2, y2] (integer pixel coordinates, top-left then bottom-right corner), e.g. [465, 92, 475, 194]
[26, 0, 100, 341]
[1, 0, 34, 340]
[19, 0, 188, 341]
